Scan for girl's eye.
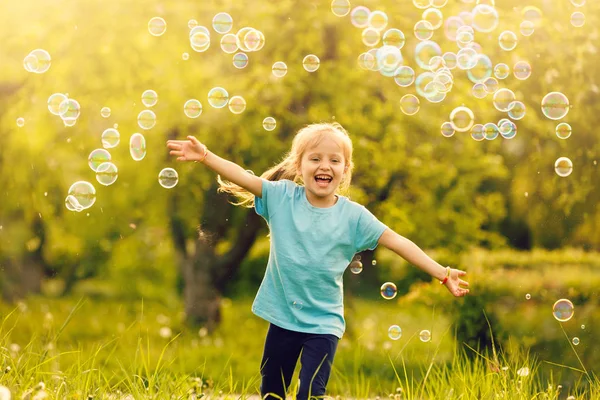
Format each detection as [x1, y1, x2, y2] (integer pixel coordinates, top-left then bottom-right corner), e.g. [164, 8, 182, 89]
[332, 159, 339, 163]
[311, 158, 319, 161]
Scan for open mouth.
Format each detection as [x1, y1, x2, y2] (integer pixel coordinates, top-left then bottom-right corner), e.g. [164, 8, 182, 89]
[314, 175, 333, 187]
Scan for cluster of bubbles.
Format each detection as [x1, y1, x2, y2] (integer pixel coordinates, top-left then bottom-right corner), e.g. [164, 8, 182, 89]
[23, 49, 51, 74]
[330, 0, 575, 178]
[47, 93, 82, 127]
[386, 325, 431, 343]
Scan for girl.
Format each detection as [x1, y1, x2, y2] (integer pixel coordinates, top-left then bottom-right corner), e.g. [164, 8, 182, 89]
[167, 122, 469, 400]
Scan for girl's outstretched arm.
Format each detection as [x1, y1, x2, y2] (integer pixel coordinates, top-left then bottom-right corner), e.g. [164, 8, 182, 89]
[166, 136, 263, 197]
[377, 228, 470, 297]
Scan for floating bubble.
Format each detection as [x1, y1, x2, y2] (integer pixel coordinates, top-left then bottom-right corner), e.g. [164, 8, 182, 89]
[508, 101, 526, 120]
[541, 92, 569, 120]
[414, 20, 434, 41]
[419, 330, 431, 342]
[184, 99, 202, 118]
[556, 123, 572, 139]
[430, 0, 448, 7]
[208, 87, 229, 108]
[25, 49, 51, 73]
[272, 61, 288, 78]
[243, 29, 261, 51]
[441, 122, 454, 137]
[372, 260, 377, 266]
[517, 367, 530, 377]
[467, 54, 493, 83]
[188, 19, 198, 29]
[141, 90, 158, 108]
[129, 133, 146, 161]
[456, 25, 475, 47]
[513, 61, 531, 80]
[415, 40, 442, 70]
[158, 168, 178, 189]
[16, 117, 25, 127]
[471, 83, 486, 99]
[349, 260, 363, 274]
[444, 16, 465, 41]
[235, 27, 253, 52]
[190, 31, 210, 52]
[571, 0, 586, 6]
[522, 6, 543, 27]
[492, 88, 516, 112]
[498, 31, 518, 51]
[456, 47, 477, 70]
[450, 106, 475, 132]
[148, 17, 167, 36]
[100, 107, 111, 118]
[263, 117, 277, 131]
[492, 63, 509, 80]
[358, 52, 376, 70]
[88, 149, 111, 171]
[383, 28, 406, 49]
[303, 54, 320, 72]
[68, 181, 96, 210]
[59, 98, 81, 122]
[362, 27, 381, 47]
[63, 119, 77, 127]
[471, 124, 485, 141]
[368, 11, 388, 31]
[388, 325, 402, 340]
[471, 4, 499, 33]
[553, 298, 575, 321]
[555, 157, 573, 177]
[331, 0, 351, 17]
[526, 293, 531, 300]
[499, 120, 517, 139]
[394, 66, 415, 87]
[442, 52, 457, 69]
[520, 20, 535, 36]
[350, 6, 370, 28]
[137, 110, 157, 130]
[571, 12, 585, 27]
[101, 128, 120, 149]
[292, 301, 303, 310]
[572, 337, 580, 346]
[220, 33, 238, 53]
[581, 324, 585, 329]
[400, 94, 420, 115]
[48, 93, 68, 115]
[483, 77, 499, 94]
[212, 12, 233, 34]
[228, 95, 246, 114]
[483, 123, 499, 140]
[380, 282, 397, 300]
[233, 52, 249, 69]
[96, 162, 118, 186]
[422, 8, 443, 30]
[65, 195, 83, 212]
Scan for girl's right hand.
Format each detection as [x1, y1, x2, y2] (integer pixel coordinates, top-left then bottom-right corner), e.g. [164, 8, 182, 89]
[166, 136, 208, 162]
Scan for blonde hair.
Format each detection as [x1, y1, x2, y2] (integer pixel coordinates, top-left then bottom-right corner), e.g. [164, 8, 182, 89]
[217, 122, 354, 208]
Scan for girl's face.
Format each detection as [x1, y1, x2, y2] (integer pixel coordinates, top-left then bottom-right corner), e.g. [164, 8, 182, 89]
[298, 133, 347, 207]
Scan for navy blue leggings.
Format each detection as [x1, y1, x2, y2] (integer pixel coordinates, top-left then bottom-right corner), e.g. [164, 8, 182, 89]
[260, 324, 339, 400]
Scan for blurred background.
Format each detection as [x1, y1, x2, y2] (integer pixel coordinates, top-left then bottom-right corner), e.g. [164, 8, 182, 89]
[0, 0, 599, 395]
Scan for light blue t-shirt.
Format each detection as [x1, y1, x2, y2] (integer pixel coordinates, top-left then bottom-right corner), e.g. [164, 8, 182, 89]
[253, 179, 388, 338]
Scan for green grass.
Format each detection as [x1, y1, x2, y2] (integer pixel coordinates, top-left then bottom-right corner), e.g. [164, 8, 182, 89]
[1, 294, 598, 399]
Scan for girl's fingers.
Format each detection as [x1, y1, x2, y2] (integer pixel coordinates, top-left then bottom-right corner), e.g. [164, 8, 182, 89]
[177, 156, 187, 161]
[167, 143, 182, 150]
[459, 279, 469, 287]
[187, 136, 201, 145]
[457, 269, 467, 277]
[170, 150, 183, 157]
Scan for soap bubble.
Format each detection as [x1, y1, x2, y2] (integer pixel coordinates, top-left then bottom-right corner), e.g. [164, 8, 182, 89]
[388, 325, 402, 340]
[380, 282, 397, 300]
[272, 61, 288, 78]
[96, 162, 118, 186]
[555, 122, 572, 139]
[158, 168, 178, 189]
[553, 298, 574, 321]
[349, 260, 363, 274]
[148, 17, 167, 36]
[331, 0, 351, 17]
[419, 330, 431, 342]
[554, 157, 573, 177]
[184, 99, 203, 118]
[263, 117, 276, 131]
[541, 92, 570, 120]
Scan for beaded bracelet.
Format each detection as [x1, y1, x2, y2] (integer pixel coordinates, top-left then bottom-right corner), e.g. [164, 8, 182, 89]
[198, 144, 209, 163]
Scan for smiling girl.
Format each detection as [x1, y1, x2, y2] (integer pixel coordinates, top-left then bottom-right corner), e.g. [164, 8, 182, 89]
[166, 122, 469, 400]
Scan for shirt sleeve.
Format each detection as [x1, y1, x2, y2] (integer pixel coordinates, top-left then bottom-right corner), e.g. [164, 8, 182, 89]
[254, 179, 291, 222]
[354, 205, 388, 252]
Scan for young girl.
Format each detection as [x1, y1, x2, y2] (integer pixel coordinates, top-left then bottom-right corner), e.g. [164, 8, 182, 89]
[167, 122, 469, 400]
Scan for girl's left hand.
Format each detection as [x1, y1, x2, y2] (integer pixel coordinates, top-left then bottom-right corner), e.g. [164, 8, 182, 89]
[445, 269, 470, 297]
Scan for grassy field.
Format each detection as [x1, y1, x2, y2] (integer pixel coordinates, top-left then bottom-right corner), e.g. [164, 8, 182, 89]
[1, 248, 599, 399]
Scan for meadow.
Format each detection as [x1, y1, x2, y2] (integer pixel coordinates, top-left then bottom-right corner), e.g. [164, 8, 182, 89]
[1, 247, 599, 399]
